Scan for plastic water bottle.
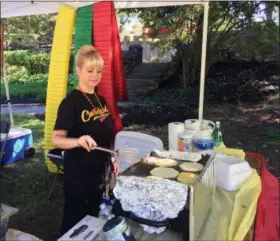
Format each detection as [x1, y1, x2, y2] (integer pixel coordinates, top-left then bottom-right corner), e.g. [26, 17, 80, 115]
[99, 192, 114, 220]
[213, 121, 223, 147]
[99, 202, 114, 220]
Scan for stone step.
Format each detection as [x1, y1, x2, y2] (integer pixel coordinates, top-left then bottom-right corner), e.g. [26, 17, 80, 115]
[125, 63, 172, 101]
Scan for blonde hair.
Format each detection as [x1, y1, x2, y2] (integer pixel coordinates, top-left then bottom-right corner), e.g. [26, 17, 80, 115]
[76, 45, 104, 69]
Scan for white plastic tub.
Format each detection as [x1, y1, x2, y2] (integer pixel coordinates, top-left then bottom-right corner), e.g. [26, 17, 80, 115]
[215, 155, 253, 191]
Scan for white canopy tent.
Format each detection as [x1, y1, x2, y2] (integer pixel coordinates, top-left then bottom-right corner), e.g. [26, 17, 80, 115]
[1, 0, 209, 128]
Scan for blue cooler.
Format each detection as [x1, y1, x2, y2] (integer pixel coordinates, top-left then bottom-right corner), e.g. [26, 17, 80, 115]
[0, 127, 34, 165]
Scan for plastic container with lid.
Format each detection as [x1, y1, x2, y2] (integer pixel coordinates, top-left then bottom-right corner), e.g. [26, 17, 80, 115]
[215, 155, 253, 191]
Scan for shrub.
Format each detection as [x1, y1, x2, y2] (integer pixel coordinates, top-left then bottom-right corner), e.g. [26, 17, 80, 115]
[6, 65, 28, 76]
[229, 22, 280, 61]
[5, 50, 74, 75]
[24, 54, 50, 75]
[5, 50, 30, 66]
[6, 73, 48, 84]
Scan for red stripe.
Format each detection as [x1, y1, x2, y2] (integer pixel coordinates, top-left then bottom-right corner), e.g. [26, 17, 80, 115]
[93, 1, 127, 135]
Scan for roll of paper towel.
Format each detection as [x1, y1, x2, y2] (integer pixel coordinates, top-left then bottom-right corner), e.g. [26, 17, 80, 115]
[168, 122, 185, 150]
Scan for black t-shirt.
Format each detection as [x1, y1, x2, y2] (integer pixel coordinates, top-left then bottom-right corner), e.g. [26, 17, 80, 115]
[54, 89, 114, 192]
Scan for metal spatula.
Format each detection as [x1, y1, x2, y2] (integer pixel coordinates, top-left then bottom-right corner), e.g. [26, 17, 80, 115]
[94, 146, 140, 162]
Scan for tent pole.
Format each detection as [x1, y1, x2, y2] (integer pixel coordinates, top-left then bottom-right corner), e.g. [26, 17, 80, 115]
[198, 1, 209, 129]
[0, 24, 3, 69]
[3, 61, 15, 127]
[0, 24, 14, 127]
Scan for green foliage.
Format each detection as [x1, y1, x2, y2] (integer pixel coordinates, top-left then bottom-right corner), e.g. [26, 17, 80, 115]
[3, 14, 56, 35]
[5, 33, 39, 49]
[1, 73, 75, 103]
[228, 21, 280, 61]
[119, 1, 276, 86]
[2, 14, 56, 50]
[5, 50, 74, 75]
[6, 65, 28, 76]
[5, 51, 50, 74]
[205, 60, 279, 102]
[6, 73, 48, 84]
[24, 53, 50, 75]
[5, 50, 30, 66]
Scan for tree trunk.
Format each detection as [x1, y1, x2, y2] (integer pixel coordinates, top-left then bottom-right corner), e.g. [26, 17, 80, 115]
[265, 3, 273, 21]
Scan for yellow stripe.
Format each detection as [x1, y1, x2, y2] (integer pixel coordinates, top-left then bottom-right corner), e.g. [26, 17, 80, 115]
[44, 5, 76, 173]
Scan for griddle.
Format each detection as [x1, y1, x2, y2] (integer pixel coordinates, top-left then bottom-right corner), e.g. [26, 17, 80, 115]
[111, 153, 211, 240]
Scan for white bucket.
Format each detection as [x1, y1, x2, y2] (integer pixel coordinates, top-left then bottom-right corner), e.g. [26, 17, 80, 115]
[184, 119, 215, 139]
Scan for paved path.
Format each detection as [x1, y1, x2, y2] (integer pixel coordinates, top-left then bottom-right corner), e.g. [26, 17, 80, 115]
[0, 102, 135, 115]
[1, 104, 45, 114]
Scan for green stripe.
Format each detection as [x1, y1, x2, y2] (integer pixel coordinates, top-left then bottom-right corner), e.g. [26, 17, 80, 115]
[73, 4, 93, 87]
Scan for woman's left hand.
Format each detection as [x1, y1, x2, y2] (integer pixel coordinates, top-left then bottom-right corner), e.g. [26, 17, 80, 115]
[111, 157, 119, 176]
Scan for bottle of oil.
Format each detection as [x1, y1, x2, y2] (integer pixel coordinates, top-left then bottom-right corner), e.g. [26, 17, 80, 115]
[213, 121, 223, 147]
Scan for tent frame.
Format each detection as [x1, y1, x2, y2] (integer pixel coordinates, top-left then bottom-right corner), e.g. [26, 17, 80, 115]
[0, 2, 211, 240]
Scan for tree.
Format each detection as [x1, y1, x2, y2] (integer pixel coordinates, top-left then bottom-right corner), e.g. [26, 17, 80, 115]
[229, 21, 279, 61]
[119, 1, 277, 87]
[2, 14, 56, 50]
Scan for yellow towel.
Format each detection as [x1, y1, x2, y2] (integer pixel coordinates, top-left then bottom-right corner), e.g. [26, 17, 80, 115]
[214, 143, 246, 159]
[228, 170, 261, 241]
[44, 4, 76, 173]
[199, 170, 261, 241]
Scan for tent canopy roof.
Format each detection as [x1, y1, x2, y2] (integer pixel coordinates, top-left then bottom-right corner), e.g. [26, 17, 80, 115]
[1, 0, 208, 18]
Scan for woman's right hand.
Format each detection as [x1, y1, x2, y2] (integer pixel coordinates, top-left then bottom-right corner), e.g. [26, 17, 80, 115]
[77, 135, 97, 152]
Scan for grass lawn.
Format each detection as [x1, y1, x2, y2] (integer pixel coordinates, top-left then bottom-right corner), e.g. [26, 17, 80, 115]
[0, 82, 47, 103]
[0, 114, 62, 240]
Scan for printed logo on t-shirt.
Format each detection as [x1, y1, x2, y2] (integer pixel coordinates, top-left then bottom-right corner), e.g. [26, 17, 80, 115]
[81, 105, 110, 123]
